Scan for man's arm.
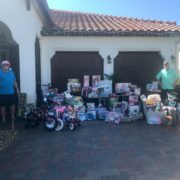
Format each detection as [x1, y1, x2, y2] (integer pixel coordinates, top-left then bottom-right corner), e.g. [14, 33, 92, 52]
[11, 71, 20, 95]
[156, 71, 162, 88]
[14, 81, 20, 95]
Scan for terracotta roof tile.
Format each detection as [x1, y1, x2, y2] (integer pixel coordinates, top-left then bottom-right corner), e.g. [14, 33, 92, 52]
[41, 9, 180, 36]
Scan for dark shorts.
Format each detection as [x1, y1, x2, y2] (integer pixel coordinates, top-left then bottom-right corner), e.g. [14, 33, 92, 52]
[161, 89, 173, 104]
[0, 94, 16, 107]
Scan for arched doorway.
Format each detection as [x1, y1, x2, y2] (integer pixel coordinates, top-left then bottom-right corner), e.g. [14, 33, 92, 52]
[0, 21, 20, 86]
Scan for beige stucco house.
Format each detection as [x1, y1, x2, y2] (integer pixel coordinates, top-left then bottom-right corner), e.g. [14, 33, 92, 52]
[0, 0, 180, 104]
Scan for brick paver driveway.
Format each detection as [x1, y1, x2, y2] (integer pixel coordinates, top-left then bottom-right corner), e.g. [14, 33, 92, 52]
[1, 120, 180, 180]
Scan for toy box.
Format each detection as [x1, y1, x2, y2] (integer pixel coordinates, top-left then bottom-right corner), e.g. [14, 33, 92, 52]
[83, 75, 90, 87]
[98, 80, 112, 97]
[67, 83, 81, 93]
[105, 112, 121, 124]
[129, 95, 139, 105]
[76, 112, 87, 121]
[129, 105, 140, 121]
[115, 83, 131, 94]
[97, 108, 108, 120]
[87, 110, 96, 120]
[92, 75, 101, 87]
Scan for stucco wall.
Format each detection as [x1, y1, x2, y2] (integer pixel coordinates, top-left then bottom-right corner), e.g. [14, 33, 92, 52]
[0, 0, 43, 103]
[41, 36, 180, 87]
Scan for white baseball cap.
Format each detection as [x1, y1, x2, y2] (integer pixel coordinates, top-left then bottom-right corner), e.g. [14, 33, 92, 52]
[1, 60, 10, 65]
[163, 61, 169, 65]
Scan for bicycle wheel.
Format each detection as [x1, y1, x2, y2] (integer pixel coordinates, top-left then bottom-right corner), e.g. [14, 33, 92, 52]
[43, 115, 58, 131]
[55, 118, 64, 131]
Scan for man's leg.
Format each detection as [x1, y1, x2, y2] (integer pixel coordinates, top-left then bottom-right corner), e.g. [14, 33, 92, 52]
[161, 89, 167, 104]
[10, 104, 16, 130]
[0, 95, 7, 123]
[10, 104, 15, 120]
[0, 106, 6, 123]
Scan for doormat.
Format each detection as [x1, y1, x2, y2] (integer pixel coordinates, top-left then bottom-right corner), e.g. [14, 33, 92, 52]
[0, 130, 18, 151]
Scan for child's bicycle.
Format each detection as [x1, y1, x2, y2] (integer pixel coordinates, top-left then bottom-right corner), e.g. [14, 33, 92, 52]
[25, 101, 58, 131]
[25, 84, 58, 131]
[54, 105, 81, 131]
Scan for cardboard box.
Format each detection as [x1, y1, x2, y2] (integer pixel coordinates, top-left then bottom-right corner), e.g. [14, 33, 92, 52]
[105, 112, 121, 124]
[98, 108, 108, 120]
[92, 75, 101, 87]
[68, 79, 79, 83]
[87, 110, 96, 120]
[115, 83, 131, 93]
[67, 83, 81, 92]
[83, 75, 90, 87]
[76, 112, 87, 121]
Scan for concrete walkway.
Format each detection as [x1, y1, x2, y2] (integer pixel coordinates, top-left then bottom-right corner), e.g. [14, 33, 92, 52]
[0, 120, 180, 180]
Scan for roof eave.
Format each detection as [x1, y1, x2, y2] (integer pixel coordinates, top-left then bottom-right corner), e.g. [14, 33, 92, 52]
[41, 29, 180, 37]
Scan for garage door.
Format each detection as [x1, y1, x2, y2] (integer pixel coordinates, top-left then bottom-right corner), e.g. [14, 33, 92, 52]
[51, 51, 103, 92]
[114, 52, 163, 93]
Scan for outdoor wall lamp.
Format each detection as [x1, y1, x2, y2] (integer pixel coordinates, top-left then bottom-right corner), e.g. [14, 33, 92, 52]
[107, 55, 112, 64]
[171, 54, 176, 63]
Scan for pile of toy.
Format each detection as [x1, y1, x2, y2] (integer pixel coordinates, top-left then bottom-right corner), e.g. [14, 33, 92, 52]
[141, 91, 179, 126]
[105, 83, 143, 124]
[23, 81, 146, 130]
[79, 82, 144, 124]
[141, 94, 162, 125]
[27, 79, 180, 131]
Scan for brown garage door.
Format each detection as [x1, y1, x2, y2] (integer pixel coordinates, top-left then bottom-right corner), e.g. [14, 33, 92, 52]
[114, 52, 163, 93]
[51, 51, 103, 92]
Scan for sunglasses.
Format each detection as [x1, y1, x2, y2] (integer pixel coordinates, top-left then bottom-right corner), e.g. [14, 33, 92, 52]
[2, 64, 9, 66]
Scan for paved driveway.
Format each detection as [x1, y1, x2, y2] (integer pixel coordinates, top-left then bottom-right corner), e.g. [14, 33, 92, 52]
[1, 120, 180, 180]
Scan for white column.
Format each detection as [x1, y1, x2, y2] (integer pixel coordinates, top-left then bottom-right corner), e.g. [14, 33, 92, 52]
[19, 40, 36, 103]
[40, 43, 55, 87]
[99, 50, 119, 77]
